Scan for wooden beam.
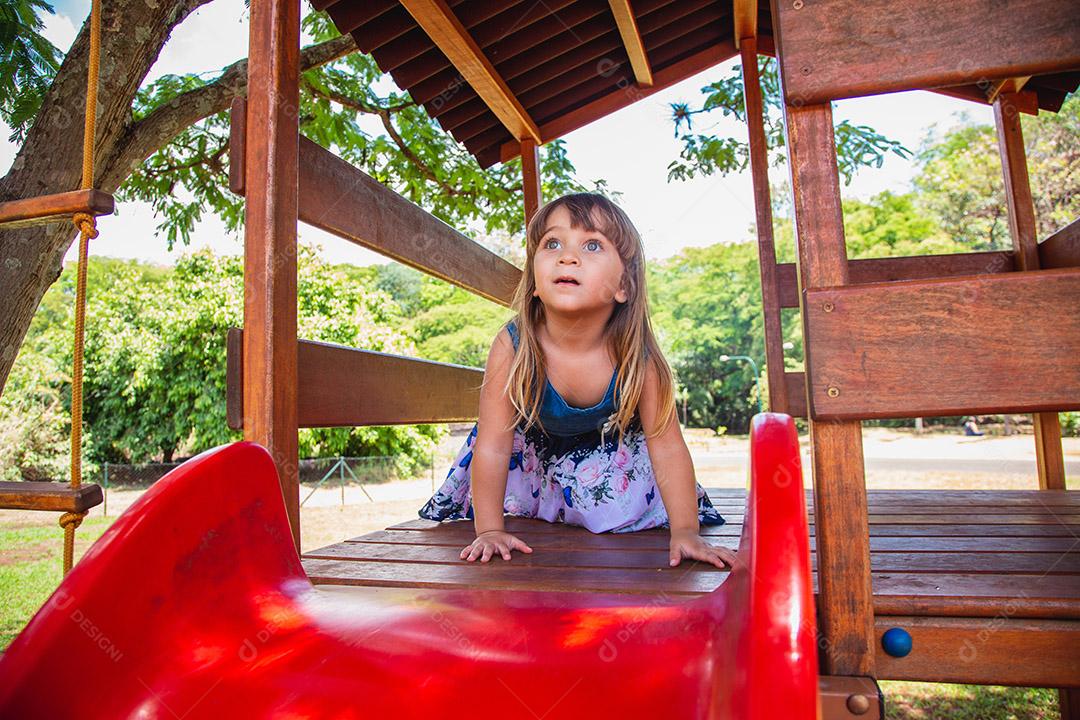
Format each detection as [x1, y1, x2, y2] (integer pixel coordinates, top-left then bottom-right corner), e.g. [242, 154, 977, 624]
[803, 269, 1080, 420]
[986, 75, 1031, 104]
[874, 616, 1080, 688]
[0, 482, 103, 513]
[782, 98, 876, 676]
[399, 0, 541, 143]
[499, 41, 741, 164]
[521, 138, 542, 226]
[740, 37, 787, 414]
[932, 85, 1041, 116]
[243, 0, 301, 550]
[1040, 217, 1080, 269]
[995, 91, 1067, 491]
[229, 107, 520, 307]
[0, 189, 114, 231]
[606, 0, 653, 87]
[227, 329, 484, 429]
[769, 0, 1080, 106]
[775, 251, 1016, 307]
[733, 0, 757, 48]
[784, 372, 807, 418]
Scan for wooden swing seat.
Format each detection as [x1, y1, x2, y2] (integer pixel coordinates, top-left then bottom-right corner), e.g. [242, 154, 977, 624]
[0, 189, 114, 231]
[0, 481, 103, 513]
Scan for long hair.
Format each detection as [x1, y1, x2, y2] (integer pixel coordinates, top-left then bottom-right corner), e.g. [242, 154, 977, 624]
[502, 192, 678, 445]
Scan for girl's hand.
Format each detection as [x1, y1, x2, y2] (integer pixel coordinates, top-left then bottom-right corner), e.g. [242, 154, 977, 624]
[668, 528, 738, 569]
[460, 530, 534, 562]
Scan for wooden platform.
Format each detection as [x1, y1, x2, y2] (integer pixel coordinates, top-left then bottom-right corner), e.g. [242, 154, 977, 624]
[303, 488, 1080, 687]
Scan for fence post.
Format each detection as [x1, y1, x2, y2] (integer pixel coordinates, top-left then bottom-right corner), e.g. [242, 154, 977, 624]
[340, 456, 345, 507]
[102, 462, 108, 517]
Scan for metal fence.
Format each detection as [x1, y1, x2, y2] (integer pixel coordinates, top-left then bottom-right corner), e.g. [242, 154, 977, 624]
[99, 453, 438, 515]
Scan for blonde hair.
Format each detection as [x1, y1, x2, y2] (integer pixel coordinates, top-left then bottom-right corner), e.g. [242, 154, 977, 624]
[502, 192, 678, 445]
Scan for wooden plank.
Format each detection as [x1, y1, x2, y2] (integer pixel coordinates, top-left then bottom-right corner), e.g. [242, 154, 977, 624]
[295, 136, 520, 306]
[741, 37, 788, 414]
[225, 327, 243, 430]
[520, 137, 542, 226]
[782, 97, 875, 675]
[607, 0, 653, 86]
[769, 0, 1080, 106]
[775, 251, 1016, 308]
[228, 97, 246, 196]
[0, 189, 114, 231]
[226, 329, 484, 428]
[231, 102, 518, 310]
[243, 0, 301, 551]
[302, 557, 1080, 619]
[783, 372, 807, 417]
[398, 0, 541, 143]
[705, 489, 1080, 507]
[874, 617, 1080, 688]
[497, 42, 742, 164]
[308, 542, 1080, 575]
[346, 529, 1080, 554]
[804, 269, 1080, 420]
[996, 92, 1067, 490]
[732, 0, 757, 47]
[1040, 217, 1080, 269]
[0, 482, 103, 513]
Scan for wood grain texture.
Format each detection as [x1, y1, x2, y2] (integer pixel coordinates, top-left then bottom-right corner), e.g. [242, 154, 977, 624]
[995, 93, 1068, 490]
[1040, 217, 1080, 269]
[607, 0, 653, 86]
[0, 189, 114, 230]
[242, 0, 301, 550]
[770, 0, 1080, 106]
[781, 98, 875, 675]
[296, 136, 520, 306]
[398, 0, 541, 142]
[742, 38, 788, 414]
[0, 482, 103, 513]
[226, 329, 484, 428]
[804, 269, 1080, 420]
[873, 617, 1080, 688]
[520, 137, 542, 226]
[776, 251, 1016, 308]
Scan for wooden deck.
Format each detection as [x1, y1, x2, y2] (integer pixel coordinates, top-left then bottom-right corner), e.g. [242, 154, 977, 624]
[302, 488, 1080, 688]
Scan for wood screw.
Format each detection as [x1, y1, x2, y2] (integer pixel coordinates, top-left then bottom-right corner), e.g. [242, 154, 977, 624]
[793, 0, 804, 8]
[822, 301, 834, 312]
[827, 386, 840, 398]
[846, 694, 870, 715]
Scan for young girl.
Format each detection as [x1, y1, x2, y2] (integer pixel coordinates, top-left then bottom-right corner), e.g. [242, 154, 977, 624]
[418, 192, 735, 570]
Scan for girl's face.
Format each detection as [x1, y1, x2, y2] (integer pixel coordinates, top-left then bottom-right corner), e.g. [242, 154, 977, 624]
[532, 204, 628, 315]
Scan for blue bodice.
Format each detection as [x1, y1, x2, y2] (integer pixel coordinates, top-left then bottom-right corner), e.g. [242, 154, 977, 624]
[505, 319, 618, 436]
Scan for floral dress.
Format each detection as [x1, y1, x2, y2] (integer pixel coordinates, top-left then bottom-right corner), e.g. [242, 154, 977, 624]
[417, 320, 725, 534]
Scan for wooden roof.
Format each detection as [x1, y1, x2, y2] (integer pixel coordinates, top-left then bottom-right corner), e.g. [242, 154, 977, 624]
[316, 0, 1079, 169]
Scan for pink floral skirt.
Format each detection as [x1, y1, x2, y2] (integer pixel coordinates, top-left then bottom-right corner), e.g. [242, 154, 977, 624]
[418, 420, 725, 534]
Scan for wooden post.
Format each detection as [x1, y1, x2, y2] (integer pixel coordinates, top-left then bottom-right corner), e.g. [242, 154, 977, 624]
[244, 0, 301, 549]
[521, 137, 543, 226]
[740, 37, 788, 414]
[993, 91, 1066, 491]
[782, 100, 876, 676]
[994, 89, 1074, 720]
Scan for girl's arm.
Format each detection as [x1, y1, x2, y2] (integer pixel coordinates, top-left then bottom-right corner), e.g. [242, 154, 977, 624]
[639, 362, 736, 569]
[638, 362, 701, 533]
[468, 328, 519, 535]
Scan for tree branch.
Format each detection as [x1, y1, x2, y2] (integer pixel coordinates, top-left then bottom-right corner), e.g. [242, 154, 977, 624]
[301, 78, 465, 198]
[101, 34, 357, 190]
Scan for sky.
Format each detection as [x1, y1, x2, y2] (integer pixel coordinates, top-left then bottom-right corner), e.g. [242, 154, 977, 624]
[2, 0, 997, 268]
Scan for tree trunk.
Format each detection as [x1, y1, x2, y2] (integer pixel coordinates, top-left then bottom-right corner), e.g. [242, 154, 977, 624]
[0, 0, 355, 396]
[0, 0, 214, 394]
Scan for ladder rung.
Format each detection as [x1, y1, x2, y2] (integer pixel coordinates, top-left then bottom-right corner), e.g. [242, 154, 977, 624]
[0, 189, 114, 231]
[0, 482, 104, 513]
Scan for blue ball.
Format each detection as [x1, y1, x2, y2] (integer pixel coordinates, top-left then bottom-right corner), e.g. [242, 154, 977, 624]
[881, 627, 913, 658]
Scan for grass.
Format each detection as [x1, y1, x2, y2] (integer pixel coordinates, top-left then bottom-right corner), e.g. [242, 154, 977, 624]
[880, 681, 1060, 719]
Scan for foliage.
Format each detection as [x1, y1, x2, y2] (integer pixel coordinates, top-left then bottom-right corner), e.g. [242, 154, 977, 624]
[913, 94, 1080, 249]
[2, 248, 446, 475]
[667, 56, 912, 184]
[0, 0, 61, 142]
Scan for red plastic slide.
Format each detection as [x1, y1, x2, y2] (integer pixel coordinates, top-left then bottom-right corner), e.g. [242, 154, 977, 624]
[0, 413, 817, 719]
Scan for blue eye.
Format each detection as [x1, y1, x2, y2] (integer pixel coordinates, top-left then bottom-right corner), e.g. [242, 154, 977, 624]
[586, 240, 601, 251]
[544, 238, 559, 249]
